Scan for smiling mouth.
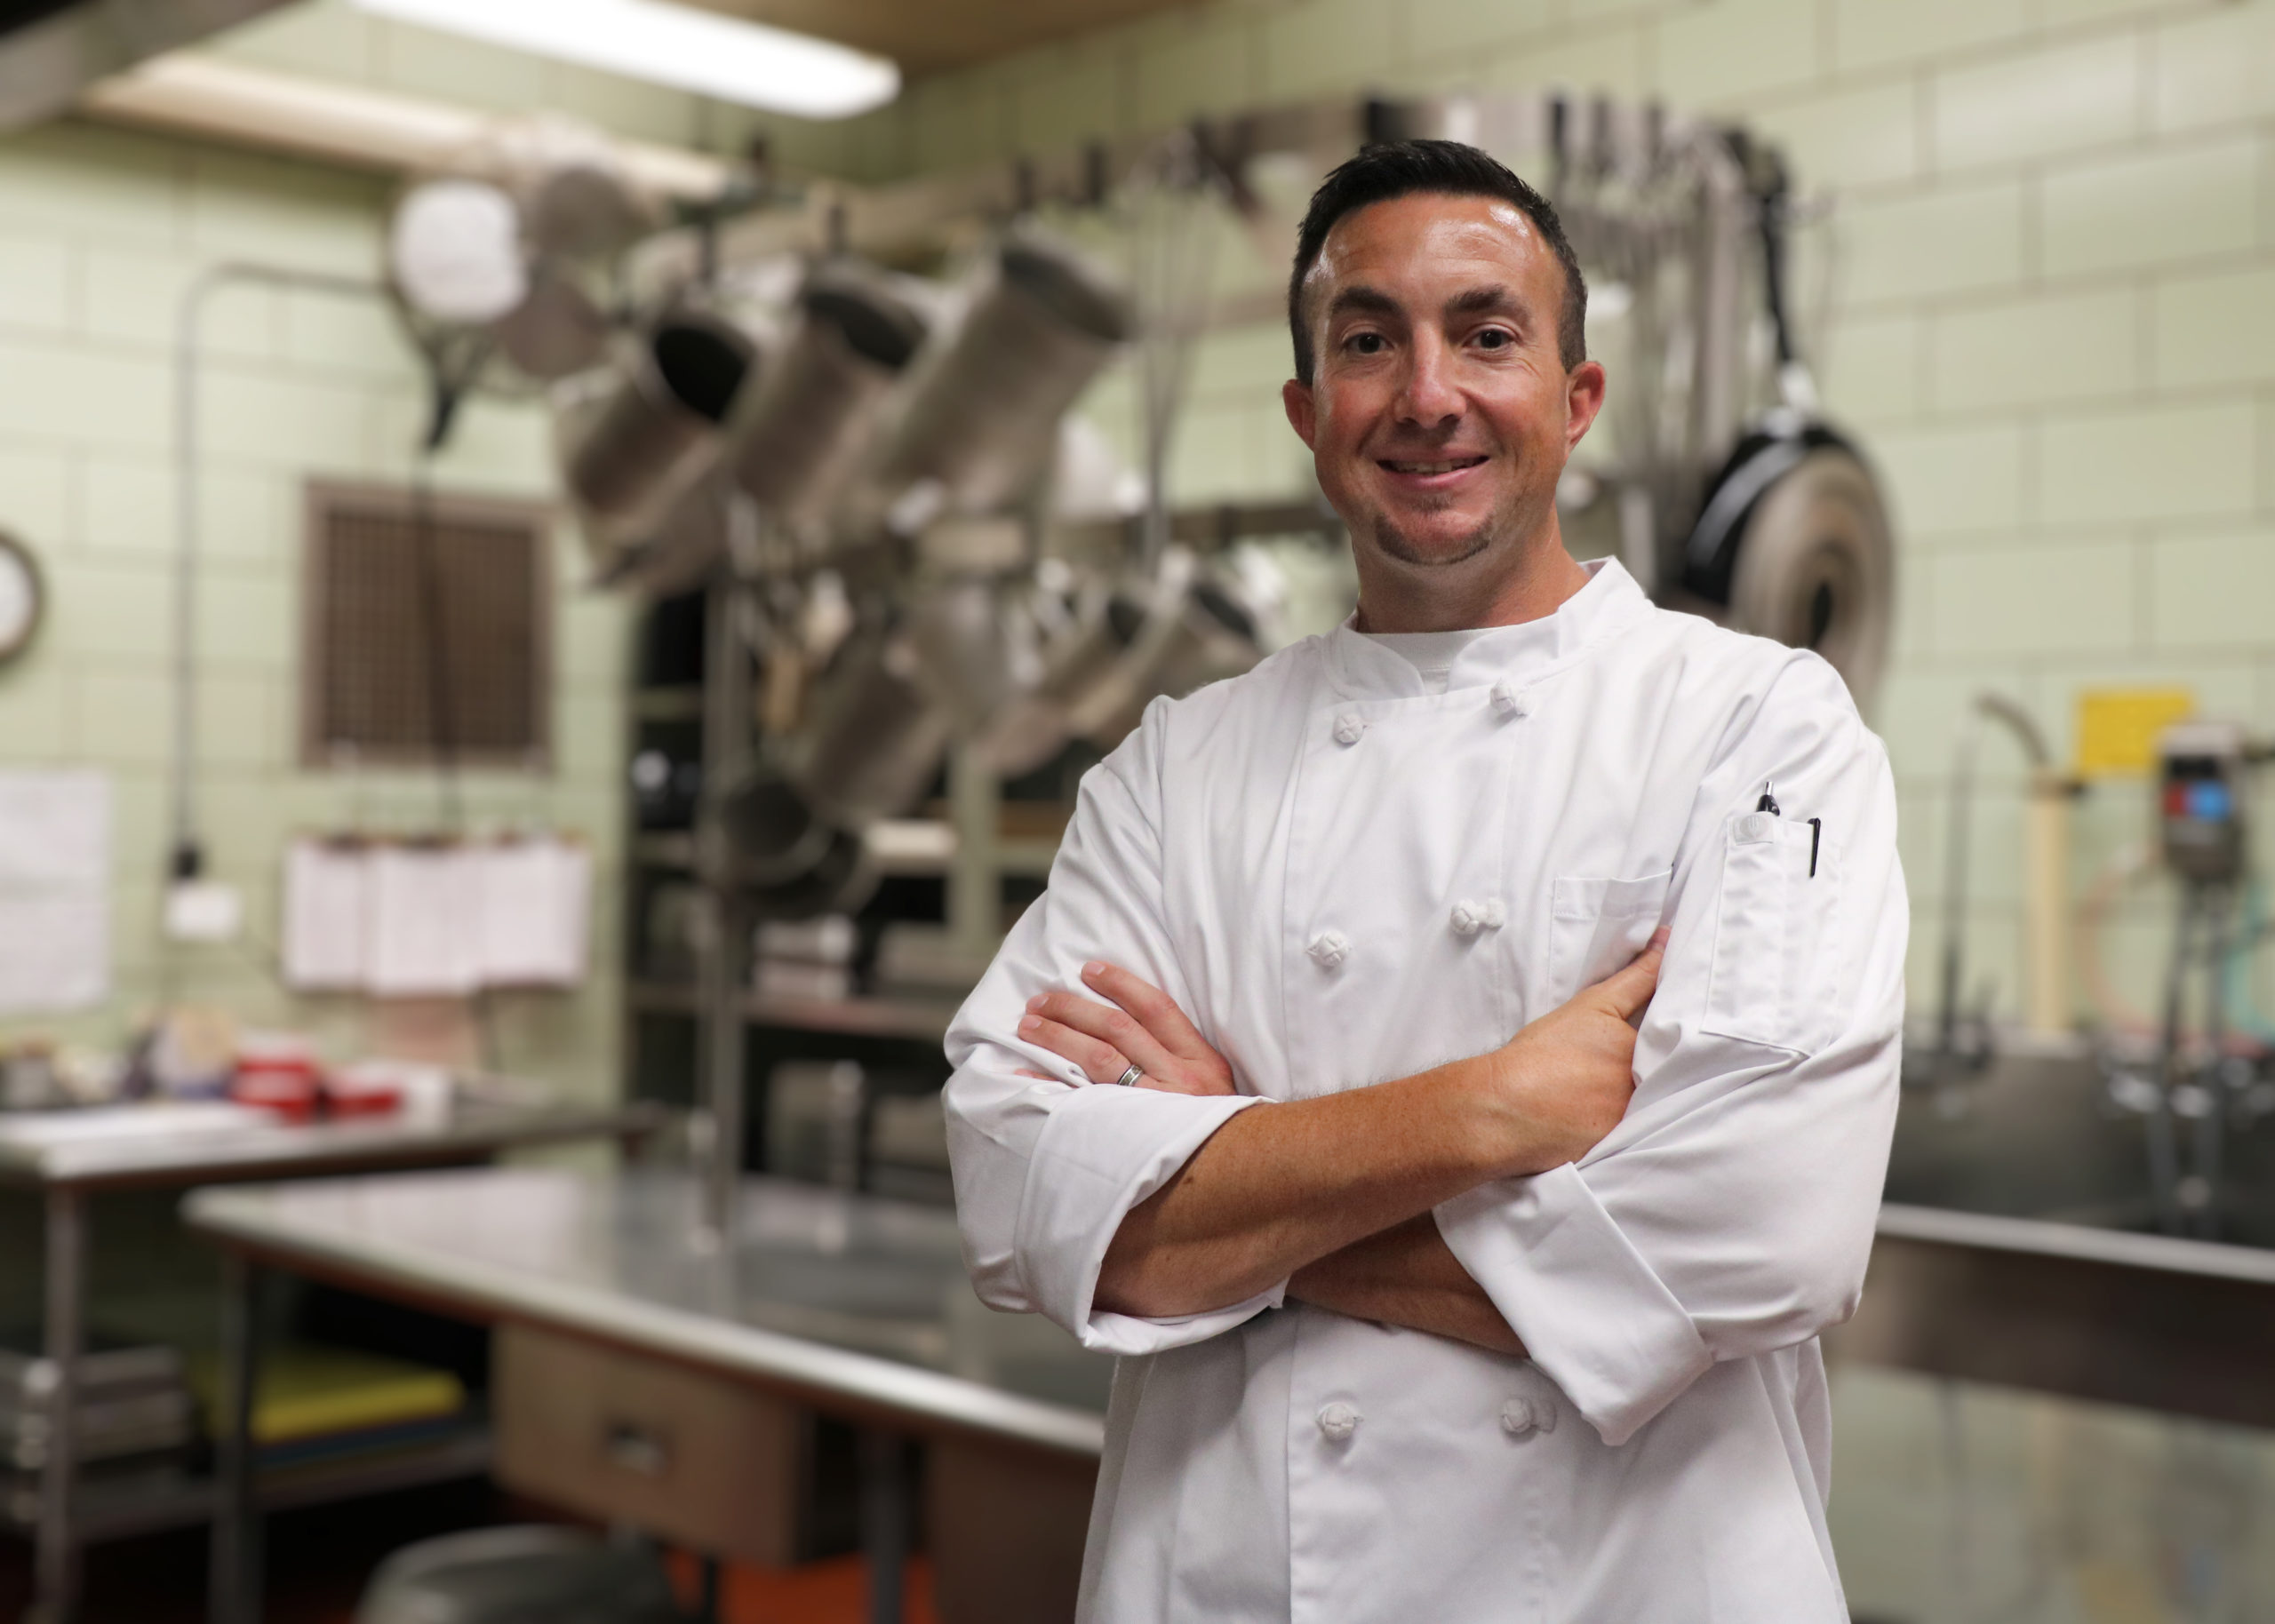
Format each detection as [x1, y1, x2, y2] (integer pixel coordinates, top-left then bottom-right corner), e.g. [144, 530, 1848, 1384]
[1379, 456, 1489, 475]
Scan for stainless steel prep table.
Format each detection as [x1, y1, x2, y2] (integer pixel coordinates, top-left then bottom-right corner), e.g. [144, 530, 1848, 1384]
[183, 1167, 1110, 1624]
[4, 1100, 662, 1624]
[189, 1102, 2275, 1624]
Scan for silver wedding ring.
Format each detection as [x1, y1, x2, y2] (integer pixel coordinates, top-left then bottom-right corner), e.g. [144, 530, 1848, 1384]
[1112, 1063, 1145, 1088]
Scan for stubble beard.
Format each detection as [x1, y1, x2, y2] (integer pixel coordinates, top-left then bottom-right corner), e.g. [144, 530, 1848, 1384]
[1361, 487, 1529, 572]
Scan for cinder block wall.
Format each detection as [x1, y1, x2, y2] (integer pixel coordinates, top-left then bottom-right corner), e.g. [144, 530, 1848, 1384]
[0, 3, 765, 1097]
[754, 0, 2275, 1034]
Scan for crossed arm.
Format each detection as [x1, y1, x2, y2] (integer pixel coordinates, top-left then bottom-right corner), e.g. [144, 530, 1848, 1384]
[1013, 936, 1667, 1355]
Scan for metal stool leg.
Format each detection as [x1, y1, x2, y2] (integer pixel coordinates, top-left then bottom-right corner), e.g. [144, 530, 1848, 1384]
[858, 1430, 908, 1624]
[208, 1253, 264, 1624]
[28, 1187, 85, 1624]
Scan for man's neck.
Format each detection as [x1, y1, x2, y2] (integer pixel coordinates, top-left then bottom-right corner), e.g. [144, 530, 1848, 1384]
[1350, 533, 1592, 635]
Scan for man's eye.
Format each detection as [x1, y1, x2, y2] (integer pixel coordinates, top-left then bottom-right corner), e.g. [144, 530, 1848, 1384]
[1475, 328, 1514, 350]
[1345, 332, 1386, 354]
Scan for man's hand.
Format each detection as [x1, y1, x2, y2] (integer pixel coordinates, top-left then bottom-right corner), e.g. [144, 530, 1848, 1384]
[1016, 961, 1238, 1096]
[1478, 926, 1668, 1175]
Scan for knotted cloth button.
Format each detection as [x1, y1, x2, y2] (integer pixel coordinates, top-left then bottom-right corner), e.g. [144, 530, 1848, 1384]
[1450, 899, 1507, 937]
[1332, 712, 1367, 745]
[1490, 682, 1530, 720]
[1307, 930, 1350, 969]
[1317, 1401, 1361, 1442]
[1499, 1398, 1537, 1437]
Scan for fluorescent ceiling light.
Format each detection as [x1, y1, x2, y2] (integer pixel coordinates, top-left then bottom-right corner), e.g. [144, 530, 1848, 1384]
[348, 0, 899, 120]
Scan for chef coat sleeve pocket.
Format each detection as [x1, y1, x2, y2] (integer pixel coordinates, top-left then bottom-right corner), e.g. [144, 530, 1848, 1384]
[1549, 869, 1672, 1001]
[1702, 810, 1844, 1054]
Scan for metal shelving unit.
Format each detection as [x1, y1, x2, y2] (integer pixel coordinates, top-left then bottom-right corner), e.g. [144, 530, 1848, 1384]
[632, 685, 704, 723]
[3, 1420, 491, 1546]
[619, 587, 1074, 1185]
[633, 821, 1058, 880]
[625, 982, 959, 1045]
[3, 1103, 657, 1623]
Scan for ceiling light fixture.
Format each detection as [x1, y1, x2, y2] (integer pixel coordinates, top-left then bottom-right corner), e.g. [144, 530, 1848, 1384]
[348, 0, 899, 120]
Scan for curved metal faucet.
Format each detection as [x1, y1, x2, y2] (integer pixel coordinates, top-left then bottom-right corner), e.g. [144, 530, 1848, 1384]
[1929, 691, 2061, 1084]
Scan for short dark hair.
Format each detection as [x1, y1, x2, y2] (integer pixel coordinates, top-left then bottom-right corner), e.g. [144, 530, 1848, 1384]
[1286, 139, 1587, 385]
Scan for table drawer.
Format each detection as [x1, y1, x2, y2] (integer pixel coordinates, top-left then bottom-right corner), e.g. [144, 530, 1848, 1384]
[493, 1325, 808, 1567]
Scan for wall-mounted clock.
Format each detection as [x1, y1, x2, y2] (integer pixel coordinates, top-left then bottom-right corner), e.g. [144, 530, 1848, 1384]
[0, 530, 44, 667]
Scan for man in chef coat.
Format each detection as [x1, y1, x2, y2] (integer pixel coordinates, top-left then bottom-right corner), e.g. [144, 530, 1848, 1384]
[943, 139, 1905, 1622]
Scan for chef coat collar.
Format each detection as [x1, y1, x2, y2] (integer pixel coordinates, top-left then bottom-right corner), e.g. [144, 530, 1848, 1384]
[1325, 556, 1650, 701]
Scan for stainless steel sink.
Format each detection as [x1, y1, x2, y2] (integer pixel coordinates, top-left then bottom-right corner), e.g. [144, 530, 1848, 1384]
[1887, 1042, 2275, 1243]
[1834, 1044, 2275, 1429]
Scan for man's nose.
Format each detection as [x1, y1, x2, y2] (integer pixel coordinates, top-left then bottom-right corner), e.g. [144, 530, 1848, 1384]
[1394, 331, 1462, 426]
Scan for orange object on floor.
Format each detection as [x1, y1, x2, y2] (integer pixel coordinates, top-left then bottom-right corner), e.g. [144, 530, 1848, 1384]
[667, 1549, 942, 1624]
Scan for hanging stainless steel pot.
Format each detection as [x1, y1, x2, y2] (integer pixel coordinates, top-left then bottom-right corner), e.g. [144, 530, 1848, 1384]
[559, 304, 760, 522]
[851, 226, 1133, 538]
[1679, 421, 1894, 712]
[728, 263, 930, 543]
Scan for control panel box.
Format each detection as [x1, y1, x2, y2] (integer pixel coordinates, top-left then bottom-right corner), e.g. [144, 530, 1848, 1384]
[2158, 720, 2249, 886]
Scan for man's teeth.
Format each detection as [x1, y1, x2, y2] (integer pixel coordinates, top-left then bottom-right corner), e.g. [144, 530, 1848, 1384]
[1385, 458, 1481, 474]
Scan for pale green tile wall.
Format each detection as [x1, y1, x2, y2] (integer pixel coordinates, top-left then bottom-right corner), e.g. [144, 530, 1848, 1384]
[13, 0, 2262, 1058]
[0, 2, 788, 1099]
[784, 0, 2275, 1038]
[0, 0, 783, 1096]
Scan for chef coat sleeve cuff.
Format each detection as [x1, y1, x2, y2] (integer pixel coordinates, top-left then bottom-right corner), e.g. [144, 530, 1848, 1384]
[1435, 1164, 1712, 1447]
[1016, 1084, 1282, 1356]
[1082, 1285, 1288, 1357]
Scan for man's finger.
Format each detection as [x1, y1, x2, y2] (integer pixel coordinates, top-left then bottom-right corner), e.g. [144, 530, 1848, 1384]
[1080, 961, 1216, 1062]
[1133, 1071, 1218, 1097]
[1016, 1008, 1132, 1086]
[1592, 927, 1671, 1022]
[1031, 989, 1179, 1079]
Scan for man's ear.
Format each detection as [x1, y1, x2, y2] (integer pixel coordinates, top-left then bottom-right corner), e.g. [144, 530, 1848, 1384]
[1563, 359, 1607, 452]
[1282, 378, 1318, 450]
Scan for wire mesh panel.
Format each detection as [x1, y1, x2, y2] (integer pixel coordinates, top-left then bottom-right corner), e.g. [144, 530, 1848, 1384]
[301, 482, 554, 768]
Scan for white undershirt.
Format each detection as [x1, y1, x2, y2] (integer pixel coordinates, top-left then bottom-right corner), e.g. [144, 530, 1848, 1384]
[1360, 627, 1499, 695]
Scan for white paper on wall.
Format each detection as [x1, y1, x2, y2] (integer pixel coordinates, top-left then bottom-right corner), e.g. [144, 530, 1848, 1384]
[281, 840, 369, 991]
[366, 844, 483, 998]
[279, 833, 593, 997]
[0, 771, 109, 1015]
[476, 838, 590, 988]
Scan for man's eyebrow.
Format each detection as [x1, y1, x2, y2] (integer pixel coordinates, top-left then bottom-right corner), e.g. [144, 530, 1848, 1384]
[1324, 284, 1401, 320]
[1447, 284, 1524, 316]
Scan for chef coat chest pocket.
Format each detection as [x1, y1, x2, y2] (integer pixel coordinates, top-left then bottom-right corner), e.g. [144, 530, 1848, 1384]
[1704, 811, 1844, 1053]
[1548, 870, 1672, 1002]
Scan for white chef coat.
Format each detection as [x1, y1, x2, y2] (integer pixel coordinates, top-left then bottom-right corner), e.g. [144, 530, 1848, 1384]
[944, 558, 1906, 1623]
